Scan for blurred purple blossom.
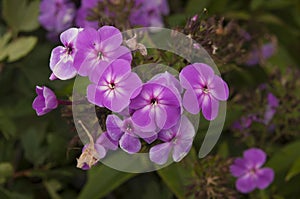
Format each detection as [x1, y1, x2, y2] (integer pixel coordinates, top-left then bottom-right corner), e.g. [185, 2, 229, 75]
[74, 26, 132, 76]
[149, 115, 195, 165]
[76, 0, 100, 29]
[245, 42, 276, 66]
[263, 93, 279, 125]
[230, 148, 274, 193]
[179, 63, 229, 121]
[87, 59, 142, 112]
[32, 86, 58, 116]
[39, 0, 76, 41]
[49, 28, 81, 80]
[129, 0, 169, 27]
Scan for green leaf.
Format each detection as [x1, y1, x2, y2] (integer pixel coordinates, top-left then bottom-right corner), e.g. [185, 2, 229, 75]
[44, 180, 63, 199]
[266, 141, 300, 173]
[185, 0, 211, 14]
[0, 162, 13, 179]
[285, 157, 300, 181]
[0, 31, 11, 61]
[250, 0, 264, 10]
[0, 110, 16, 139]
[78, 165, 136, 199]
[21, 128, 48, 166]
[157, 148, 197, 199]
[5, 36, 37, 62]
[2, 0, 40, 34]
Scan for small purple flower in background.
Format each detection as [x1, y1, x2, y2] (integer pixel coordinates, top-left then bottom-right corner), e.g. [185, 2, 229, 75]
[77, 131, 118, 170]
[76, 0, 100, 29]
[106, 115, 148, 154]
[87, 59, 142, 112]
[39, 0, 76, 41]
[232, 114, 258, 131]
[130, 0, 169, 27]
[149, 115, 195, 165]
[129, 82, 181, 132]
[245, 42, 276, 66]
[32, 86, 58, 116]
[179, 63, 229, 121]
[230, 148, 274, 193]
[263, 93, 279, 125]
[49, 28, 81, 80]
[74, 26, 132, 76]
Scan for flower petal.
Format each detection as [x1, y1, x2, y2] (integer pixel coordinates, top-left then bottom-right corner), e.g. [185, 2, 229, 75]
[209, 75, 229, 101]
[96, 132, 118, 151]
[182, 89, 200, 114]
[201, 94, 219, 121]
[179, 65, 201, 89]
[236, 174, 256, 193]
[243, 148, 266, 168]
[172, 138, 193, 162]
[149, 142, 172, 165]
[256, 168, 275, 189]
[119, 133, 141, 154]
[106, 115, 124, 141]
[230, 158, 247, 177]
[99, 26, 122, 52]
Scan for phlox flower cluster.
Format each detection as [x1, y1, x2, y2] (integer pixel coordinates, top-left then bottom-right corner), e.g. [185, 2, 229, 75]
[32, 26, 229, 168]
[39, 0, 170, 40]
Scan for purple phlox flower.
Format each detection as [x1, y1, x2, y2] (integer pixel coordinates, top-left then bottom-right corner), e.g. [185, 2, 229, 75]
[230, 148, 274, 193]
[129, 82, 181, 132]
[179, 63, 229, 121]
[32, 86, 58, 116]
[106, 115, 155, 154]
[75, 0, 100, 29]
[39, 0, 76, 40]
[232, 114, 257, 131]
[87, 59, 142, 112]
[49, 28, 82, 80]
[130, 0, 169, 27]
[78, 131, 118, 170]
[245, 42, 276, 66]
[263, 93, 279, 125]
[149, 115, 195, 165]
[74, 26, 132, 76]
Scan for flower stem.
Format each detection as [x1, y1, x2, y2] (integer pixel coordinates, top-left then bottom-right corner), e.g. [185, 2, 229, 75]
[58, 99, 72, 105]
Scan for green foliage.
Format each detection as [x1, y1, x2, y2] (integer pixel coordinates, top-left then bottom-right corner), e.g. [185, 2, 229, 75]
[78, 165, 136, 199]
[2, 0, 40, 34]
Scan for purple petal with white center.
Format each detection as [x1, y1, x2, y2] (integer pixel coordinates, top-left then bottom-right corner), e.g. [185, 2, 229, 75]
[200, 94, 219, 121]
[74, 49, 99, 76]
[209, 75, 229, 101]
[106, 115, 123, 141]
[99, 26, 122, 52]
[149, 142, 172, 165]
[160, 105, 181, 129]
[150, 72, 183, 94]
[153, 105, 167, 129]
[236, 174, 257, 193]
[243, 148, 266, 168]
[119, 133, 141, 154]
[131, 106, 152, 128]
[230, 158, 247, 177]
[256, 168, 275, 189]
